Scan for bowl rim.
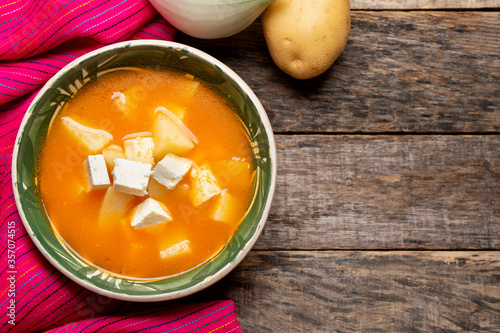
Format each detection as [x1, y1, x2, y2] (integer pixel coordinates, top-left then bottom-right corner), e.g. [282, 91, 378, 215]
[11, 39, 277, 301]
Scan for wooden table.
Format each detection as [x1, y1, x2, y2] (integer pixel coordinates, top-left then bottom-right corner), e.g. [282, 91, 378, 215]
[177, 1, 500, 331]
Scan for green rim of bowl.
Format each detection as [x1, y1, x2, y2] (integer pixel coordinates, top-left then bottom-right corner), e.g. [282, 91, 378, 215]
[12, 40, 276, 301]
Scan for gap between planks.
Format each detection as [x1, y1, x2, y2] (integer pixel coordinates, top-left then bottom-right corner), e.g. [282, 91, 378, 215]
[350, 8, 500, 12]
[350, 0, 500, 10]
[252, 248, 500, 252]
[275, 132, 500, 136]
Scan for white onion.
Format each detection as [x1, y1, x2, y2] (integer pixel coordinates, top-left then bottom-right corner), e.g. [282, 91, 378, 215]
[148, 0, 274, 39]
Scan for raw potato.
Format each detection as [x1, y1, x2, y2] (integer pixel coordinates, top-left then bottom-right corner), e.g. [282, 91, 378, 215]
[262, 0, 350, 79]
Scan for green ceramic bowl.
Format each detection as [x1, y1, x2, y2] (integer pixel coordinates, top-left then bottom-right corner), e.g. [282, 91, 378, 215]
[12, 40, 276, 301]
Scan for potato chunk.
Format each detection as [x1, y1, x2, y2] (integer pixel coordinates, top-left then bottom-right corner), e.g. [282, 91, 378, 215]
[153, 108, 195, 159]
[148, 179, 190, 203]
[211, 159, 253, 190]
[160, 240, 191, 260]
[98, 187, 135, 225]
[181, 77, 200, 100]
[189, 165, 222, 207]
[111, 92, 127, 113]
[61, 117, 112, 154]
[111, 85, 147, 118]
[210, 190, 240, 223]
[154, 103, 186, 122]
[124, 136, 155, 166]
[102, 145, 126, 171]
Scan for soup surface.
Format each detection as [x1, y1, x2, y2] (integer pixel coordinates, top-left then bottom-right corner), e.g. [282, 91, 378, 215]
[38, 68, 255, 278]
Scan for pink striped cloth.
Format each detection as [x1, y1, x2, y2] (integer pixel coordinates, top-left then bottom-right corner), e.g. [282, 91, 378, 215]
[0, 1, 242, 332]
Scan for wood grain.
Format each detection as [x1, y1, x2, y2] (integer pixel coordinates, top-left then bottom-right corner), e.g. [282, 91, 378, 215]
[351, 0, 500, 10]
[186, 251, 500, 333]
[174, 7, 500, 333]
[254, 135, 500, 250]
[177, 11, 500, 134]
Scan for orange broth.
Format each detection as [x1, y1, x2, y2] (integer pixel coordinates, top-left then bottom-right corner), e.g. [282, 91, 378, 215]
[38, 68, 255, 278]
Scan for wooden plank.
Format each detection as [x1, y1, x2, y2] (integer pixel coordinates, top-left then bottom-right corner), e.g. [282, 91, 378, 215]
[186, 251, 500, 333]
[351, 0, 500, 10]
[255, 135, 500, 250]
[177, 12, 500, 133]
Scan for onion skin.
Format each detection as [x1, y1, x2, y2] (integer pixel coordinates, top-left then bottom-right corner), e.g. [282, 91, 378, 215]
[149, 0, 274, 39]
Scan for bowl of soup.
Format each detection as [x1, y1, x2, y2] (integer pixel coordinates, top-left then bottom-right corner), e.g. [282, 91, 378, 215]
[12, 40, 276, 301]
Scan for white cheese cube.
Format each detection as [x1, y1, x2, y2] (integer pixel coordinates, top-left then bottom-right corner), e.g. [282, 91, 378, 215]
[124, 136, 155, 165]
[112, 158, 152, 196]
[84, 154, 110, 191]
[131, 198, 172, 229]
[160, 240, 191, 260]
[152, 153, 192, 190]
[189, 165, 222, 207]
